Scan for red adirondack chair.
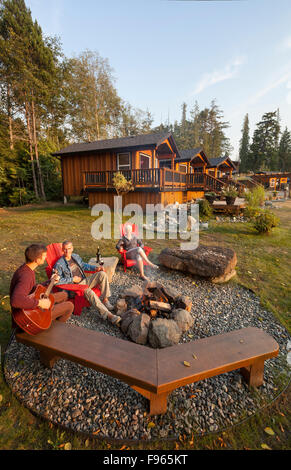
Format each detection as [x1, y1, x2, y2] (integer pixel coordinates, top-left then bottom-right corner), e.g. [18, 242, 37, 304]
[46, 243, 101, 316]
[117, 224, 152, 272]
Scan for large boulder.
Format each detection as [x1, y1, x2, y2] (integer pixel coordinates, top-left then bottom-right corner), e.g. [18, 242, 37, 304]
[127, 314, 150, 345]
[148, 318, 182, 349]
[170, 309, 194, 333]
[158, 245, 237, 283]
[120, 309, 140, 335]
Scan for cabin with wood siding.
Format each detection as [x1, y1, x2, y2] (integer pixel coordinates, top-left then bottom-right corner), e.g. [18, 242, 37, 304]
[53, 132, 235, 210]
[251, 172, 291, 190]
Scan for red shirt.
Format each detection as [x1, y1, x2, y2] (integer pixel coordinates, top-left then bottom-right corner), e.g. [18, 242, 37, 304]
[10, 264, 39, 312]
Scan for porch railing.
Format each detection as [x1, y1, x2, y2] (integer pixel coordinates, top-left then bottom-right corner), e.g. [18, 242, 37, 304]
[83, 169, 161, 189]
[82, 168, 226, 192]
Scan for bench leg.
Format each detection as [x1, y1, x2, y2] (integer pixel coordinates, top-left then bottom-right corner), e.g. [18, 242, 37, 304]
[131, 386, 169, 415]
[39, 350, 60, 368]
[240, 358, 265, 387]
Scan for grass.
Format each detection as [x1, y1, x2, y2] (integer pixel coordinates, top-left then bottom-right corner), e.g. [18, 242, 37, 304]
[0, 200, 290, 451]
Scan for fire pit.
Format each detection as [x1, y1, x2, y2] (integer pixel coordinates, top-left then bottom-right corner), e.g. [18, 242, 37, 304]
[115, 281, 194, 348]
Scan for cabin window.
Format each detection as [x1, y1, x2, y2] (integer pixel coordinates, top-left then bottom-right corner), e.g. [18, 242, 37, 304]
[178, 164, 187, 173]
[140, 153, 151, 169]
[269, 178, 276, 187]
[117, 152, 131, 170]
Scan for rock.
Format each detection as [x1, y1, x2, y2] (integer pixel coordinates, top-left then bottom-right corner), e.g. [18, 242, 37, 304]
[175, 295, 192, 312]
[160, 285, 180, 303]
[127, 314, 150, 345]
[122, 285, 144, 299]
[170, 309, 194, 333]
[115, 298, 127, 315]
[148, 318, 182, 349]
[158, 245, 237, 282]
[211, 269, 237, 284]
[120, 309, 140, 335]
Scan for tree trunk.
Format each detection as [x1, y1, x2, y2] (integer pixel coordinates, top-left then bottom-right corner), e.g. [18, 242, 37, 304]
[7, 85, 14, 150]
[31, 97, 46, 200]
[25, 99, 39, 199]
[94, 90, 100, 140]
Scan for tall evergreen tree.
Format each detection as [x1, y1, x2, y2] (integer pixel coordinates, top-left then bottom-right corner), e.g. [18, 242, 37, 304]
[249, 111, 280, 171]
[239, 113, 250, 172]
[278, 127, 291, 171]
[168, 99, 232, 157]
[0, 0, 60, 199]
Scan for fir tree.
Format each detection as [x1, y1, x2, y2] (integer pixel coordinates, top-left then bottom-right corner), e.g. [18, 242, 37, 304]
[249, 111, 280, 172]
[239, 114, 250, 172]
[278, 127, 291, 171]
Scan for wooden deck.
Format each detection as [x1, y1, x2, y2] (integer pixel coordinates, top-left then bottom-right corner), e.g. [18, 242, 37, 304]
[83, 169, 225, 193]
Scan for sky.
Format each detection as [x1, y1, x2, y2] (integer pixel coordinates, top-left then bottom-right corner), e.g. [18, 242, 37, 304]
[25, 0, 291, 161]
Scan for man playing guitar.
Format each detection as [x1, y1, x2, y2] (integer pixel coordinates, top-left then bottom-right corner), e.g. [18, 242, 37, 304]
[10, 244, 74, 329]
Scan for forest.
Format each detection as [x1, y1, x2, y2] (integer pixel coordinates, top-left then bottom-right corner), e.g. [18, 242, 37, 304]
[0, 0, 291, 207]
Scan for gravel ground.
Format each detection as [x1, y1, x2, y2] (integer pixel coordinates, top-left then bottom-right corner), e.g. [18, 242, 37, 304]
[4, 265, 291, 442]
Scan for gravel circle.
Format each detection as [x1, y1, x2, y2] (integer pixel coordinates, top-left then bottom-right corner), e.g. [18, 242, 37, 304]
[4, 266, 291, 442]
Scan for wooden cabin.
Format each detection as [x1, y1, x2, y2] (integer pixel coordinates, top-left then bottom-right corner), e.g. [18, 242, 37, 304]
[53, 133, 235, 210]
[252, 172, 291, 190]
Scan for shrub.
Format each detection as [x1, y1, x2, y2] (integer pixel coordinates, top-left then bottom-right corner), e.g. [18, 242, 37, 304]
[244, 185, 266, 221]
[252, 210, 279, 234]
[222, 186, 238, 198]
[8, 188, 39, 206]
[245, 185, 265, 208]
[198, 199, 213, 219]
[244, 206, 262, 220]
[112, 172, 134, 196]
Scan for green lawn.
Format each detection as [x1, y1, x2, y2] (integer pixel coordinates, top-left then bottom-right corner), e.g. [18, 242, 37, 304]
[0, 201, 290, 450]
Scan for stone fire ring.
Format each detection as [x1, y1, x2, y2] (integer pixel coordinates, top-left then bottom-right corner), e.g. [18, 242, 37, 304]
[3, 268, 290, 443]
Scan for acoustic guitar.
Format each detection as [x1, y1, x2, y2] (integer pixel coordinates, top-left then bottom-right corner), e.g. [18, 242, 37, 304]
[12, 271, 58, 336]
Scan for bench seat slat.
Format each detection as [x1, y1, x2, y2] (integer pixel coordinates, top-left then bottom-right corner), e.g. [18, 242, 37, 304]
[16, 321, 158, 393]
[156, 327, 279, 393]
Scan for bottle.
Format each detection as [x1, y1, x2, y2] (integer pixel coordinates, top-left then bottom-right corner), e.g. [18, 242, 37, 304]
[96, 246, 104, 266]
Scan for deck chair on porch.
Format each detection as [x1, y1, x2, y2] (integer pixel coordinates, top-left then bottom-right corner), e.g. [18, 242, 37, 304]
[46, 243, 101, 316]
[116, 224, 152, 272]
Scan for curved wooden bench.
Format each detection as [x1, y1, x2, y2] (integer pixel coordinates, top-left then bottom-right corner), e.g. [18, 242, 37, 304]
[15, 323, 279, 415]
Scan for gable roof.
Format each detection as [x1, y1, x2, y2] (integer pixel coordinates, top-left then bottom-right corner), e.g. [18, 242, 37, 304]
[179, 147, 203, 161]
[52, 132, 181, 157]
[208, 156, 236, 169]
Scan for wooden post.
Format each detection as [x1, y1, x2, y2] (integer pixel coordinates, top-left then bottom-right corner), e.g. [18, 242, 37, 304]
[82, 172, 86, 192]
[131, 385, 169, 415]
[171, 155, 175, 170]
[240, 358, 265, 387]
[40, 350, 60, 369]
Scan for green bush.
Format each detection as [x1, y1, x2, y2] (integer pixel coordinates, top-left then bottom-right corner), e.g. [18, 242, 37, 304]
[112, 172, 134, 196]
[244, 206, 262, 220]
[8, 188, 39, 206]
[198, 199, 213, 219]
[245, 185, 265, 208]
[252, 210, 279, 234]
[222, 186, 238, 198]
[244, 185, 266, 221]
